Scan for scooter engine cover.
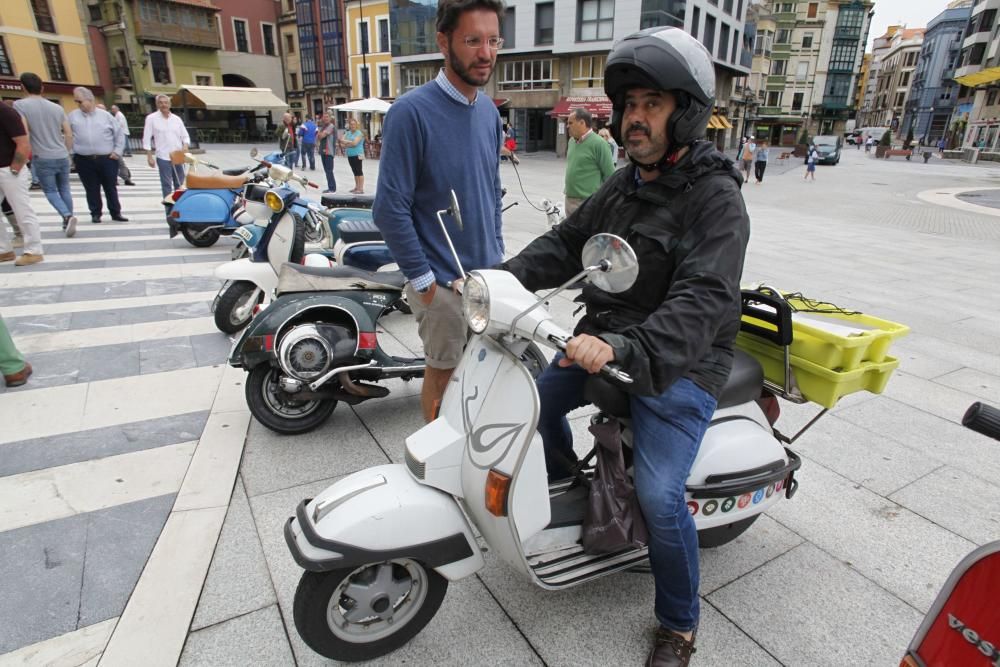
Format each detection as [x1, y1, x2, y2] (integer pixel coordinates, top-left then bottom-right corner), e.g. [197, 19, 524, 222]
[278, 323, 358, 380]
[172, 189, 234, 224]
[341, 244, 394, 272]
[327, 209, 374, 243]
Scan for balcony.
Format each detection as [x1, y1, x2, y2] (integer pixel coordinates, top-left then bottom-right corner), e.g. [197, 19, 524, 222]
[767, 74, 787, 86]
[134, 17, 221, 50]
[110, 66, 132, 87]
[757, 106, 784, 116]
[822, 96, 850, 110]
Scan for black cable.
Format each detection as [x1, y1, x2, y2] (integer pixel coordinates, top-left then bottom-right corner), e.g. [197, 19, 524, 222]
[506, 159, 549, 212]
[782, 292, 861, 316]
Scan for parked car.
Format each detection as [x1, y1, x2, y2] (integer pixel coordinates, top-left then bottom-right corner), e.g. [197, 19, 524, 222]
[812, 135, 842, 165]
[844, 130, 862, 145]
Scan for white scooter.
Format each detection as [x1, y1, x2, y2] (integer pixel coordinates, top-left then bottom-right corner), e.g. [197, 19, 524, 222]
[284, 193, 807, 662]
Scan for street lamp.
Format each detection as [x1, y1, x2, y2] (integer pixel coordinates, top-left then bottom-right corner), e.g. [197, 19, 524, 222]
[741, 89, 757, 141]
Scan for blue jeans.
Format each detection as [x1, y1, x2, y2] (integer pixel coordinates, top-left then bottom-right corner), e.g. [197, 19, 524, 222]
[282, 150, 298, 169]
[300, 142, 315, 170]
[320, 154, 336, 192]
[535, 356, 716, 632]
[32, 157, 73, 218]
[155, 158, 184, 197]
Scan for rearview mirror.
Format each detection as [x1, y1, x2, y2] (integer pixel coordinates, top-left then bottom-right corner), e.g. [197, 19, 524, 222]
[250, 147, 259, 158]
[449, 189, 463, 231]
[581, 234, 638, 293]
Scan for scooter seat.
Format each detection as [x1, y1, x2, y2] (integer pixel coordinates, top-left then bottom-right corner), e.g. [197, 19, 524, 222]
[321, 192, 375, 209]
[338, 218, 383, 244]
[276, 262, 406, 295]
[186, 172, 248, 190]
[582, 349, 764, 418]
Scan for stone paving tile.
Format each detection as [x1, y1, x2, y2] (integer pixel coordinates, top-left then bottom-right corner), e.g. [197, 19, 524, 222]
[139, 337, 197, 375]
[0, 259, 107, 273]
[890, 466, 1000, 546]
[706, 543, 922, 666]
[190, 332, 235, 368]
[76, 343, 141, 384]
[191, 478, 276, 631]
[144, 278, 196, 296]
[180, 605, 294, 666]
[881, 371, 986, 424]
[3, 347, 81, 391]
[0, 284, 64, 306]
[69, 308, 124, 330]
[166, 301, 212, 320]
[933, 366, 1000, 404]
[6, 312, 74, 337]
[699, 514, 804, 594]
[61, 281, 147, 302]
[350, 394, 426, 464]
[0, 411, 208, 477]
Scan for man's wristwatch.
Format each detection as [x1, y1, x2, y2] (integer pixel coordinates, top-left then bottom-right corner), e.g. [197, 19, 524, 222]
[416, 284, 432, 294]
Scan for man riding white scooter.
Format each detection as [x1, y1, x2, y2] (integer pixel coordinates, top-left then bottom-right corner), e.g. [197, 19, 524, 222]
[499, 27, 750, 666]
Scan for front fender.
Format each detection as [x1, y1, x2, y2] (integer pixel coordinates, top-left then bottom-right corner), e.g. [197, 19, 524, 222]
[173, 189, 237, 224]
[214, 258, 277, 294]
[285, 464, 484, 581]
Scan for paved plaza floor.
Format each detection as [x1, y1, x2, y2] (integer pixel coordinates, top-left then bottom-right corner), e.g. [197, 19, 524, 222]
[1, 143, 998, 666]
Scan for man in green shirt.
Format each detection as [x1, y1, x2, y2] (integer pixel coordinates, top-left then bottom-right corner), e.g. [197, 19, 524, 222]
[563, 107, 615, 216]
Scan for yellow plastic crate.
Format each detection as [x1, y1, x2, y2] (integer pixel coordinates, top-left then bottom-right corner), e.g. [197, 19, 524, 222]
[740, 294, 909, 372]
[736, 333, 900, 408]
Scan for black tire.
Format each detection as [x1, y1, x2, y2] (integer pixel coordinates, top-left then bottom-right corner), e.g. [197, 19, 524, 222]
[293, 560, 448, 662]
[520, 342, 548, 379]
[181, 226, 220, 247]
[214, 281, 263, 334]
[245, 364, 337, 435]
[289, 214, 306, 264]
[697, 514, 760, 548]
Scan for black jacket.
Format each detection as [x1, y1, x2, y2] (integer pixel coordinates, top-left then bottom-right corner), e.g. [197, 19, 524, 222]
[500, 140, 750, 398]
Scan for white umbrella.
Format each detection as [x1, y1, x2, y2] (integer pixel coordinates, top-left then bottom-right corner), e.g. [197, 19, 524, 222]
[331, 97, 392, 114]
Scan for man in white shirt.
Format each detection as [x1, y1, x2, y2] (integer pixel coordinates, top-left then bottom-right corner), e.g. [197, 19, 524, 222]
[142, 94, 190, 196]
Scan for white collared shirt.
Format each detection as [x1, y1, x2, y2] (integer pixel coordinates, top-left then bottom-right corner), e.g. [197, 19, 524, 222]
[435, 69, 478, 105]
[142, 111, 190, 160]
[575, 128, 593, 143]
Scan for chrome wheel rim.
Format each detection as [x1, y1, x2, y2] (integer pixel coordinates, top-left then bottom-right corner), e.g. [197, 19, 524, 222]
[326, 559, 429, 643]
[260, 368, 322, 418]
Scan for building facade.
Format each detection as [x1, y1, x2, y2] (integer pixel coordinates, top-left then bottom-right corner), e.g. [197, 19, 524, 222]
[90, 0, 223, 112]
[214, 0, 286, 97]
[346, 0, 392, 101]
[388, 0, 750, 154]
[869, 27, 924, 134]
[953, 0, 1000, 149]
[855, 24, 899, 129]
[295, 0, 350, 119]
[901, 1, 970, 145]
[0, 0, 101, 110]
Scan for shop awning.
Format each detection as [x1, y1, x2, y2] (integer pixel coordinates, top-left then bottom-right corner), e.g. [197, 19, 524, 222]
[493, 97, 510, 108]
[954, 66, 1000, 88]
[173, 85, 288, 111]
[548, 96, 614, 119]
[708, 114, 733, 130]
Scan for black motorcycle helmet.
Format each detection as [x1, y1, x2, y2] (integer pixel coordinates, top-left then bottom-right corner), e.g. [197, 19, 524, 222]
[604, 27, 716, 170]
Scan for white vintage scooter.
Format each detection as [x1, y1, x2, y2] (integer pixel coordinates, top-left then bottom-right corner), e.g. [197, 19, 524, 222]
[284, 193, 805, 662]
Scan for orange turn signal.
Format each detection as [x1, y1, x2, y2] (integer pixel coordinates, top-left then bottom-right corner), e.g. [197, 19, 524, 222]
[485, 469, 511, 517]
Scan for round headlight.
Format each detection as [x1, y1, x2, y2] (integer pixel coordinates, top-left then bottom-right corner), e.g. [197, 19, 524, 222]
[462, 274, 490, 334]
[264, 190, 284, 213]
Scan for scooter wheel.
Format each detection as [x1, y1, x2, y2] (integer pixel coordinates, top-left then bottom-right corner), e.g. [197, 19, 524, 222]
[214, 280, 263, 334]
[293, 559, 448, 662]
[246, 364, 337, 435]
[180, 226, 220, 247]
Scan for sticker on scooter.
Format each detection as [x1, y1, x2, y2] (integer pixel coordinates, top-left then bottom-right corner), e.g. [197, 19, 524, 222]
[753, 489, 765, 504]
[462, 384, 528, 470]
[766, 483, 775, 498]
[721, 497, 736, 513]
[687, 501, 699, 515]
[703, 500, 719, 516]
[948, 613, 1000, 663]
[738, 494, 751, 509]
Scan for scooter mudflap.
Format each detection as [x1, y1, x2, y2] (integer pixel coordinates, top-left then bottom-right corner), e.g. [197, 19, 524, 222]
[168, 219, 179, 238]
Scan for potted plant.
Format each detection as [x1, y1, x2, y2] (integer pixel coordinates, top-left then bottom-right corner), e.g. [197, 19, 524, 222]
[875, 129, 891, 158]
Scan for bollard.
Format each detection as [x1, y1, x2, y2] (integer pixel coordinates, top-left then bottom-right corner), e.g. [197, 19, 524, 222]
[923, 151, 931, 163]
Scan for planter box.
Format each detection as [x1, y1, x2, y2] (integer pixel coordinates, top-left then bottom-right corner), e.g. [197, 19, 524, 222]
[875, 145, 888, 158]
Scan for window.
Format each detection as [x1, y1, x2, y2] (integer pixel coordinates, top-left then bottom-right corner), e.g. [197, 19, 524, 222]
[691, 7, 700, 41]
[578, 0, 614, 41]
[502, 8, 515, 48]
[149, 49, 171, 84]
[263, 24, 276, 56]
[358, 20, 369, 54]
[378, 18, 390, 52]
[807, 2, 818, 18]
[286, 0, 294, 12]
[285, 33, 295, 54]
[42, 43, 67, 81]
[536, 3, 554, 45]
[988, 90, 998, 106]
[360, 65, 370, 97]
[776, 29, 790, 44]
[498, 59, 556, 91]
[88, 4, 103, 21]
[718, 24, 729, 60]
[290, 72, 298, 89]
[792, 92, 803, 110]
[0, 37, 11, 76]
[894, 92, 905, 107]
[796, 61, 808, 81]
[771, 60, 786, 75]
[379, 65, 390, 97]
[766, 90, 781, 106]
[703, 14, 716, 53]
[572, 54, 605, 87]
[732, 29, 739, 63]
[31, 0, 56, 33]
[234, 19, 249, 53]
[195, 74, 212, 85]
[900, 71, 910, 87]
[779, 3, 793, 12]
[829, 41, 856, 71]
[723, 0, 733, 14]
[639, 0, 685, 29]
[737, 0, 743, 19]
[404, 66, 435, 90]
[754, 30, 772, 55]
[802, 32, 813, 49]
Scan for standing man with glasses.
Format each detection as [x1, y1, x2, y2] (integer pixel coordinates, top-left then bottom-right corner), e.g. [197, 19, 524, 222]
[13, 72, 77, 237]
[142, 94, 189, 197]
[67, 87, 127, 224]
[374, 0, 506, 422]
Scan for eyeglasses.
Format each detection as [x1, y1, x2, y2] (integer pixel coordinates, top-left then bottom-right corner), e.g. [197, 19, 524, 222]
[462, 36, 504, 50]
[74, 100, 84, 104]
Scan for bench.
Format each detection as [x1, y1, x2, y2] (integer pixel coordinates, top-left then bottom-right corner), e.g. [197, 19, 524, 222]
[778, 152, 793, 161]
[884, 149, 912, 159]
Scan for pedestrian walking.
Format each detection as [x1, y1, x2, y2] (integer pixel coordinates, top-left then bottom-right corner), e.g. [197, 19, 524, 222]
[142, 94, 189, 197]
[0, 101, 43, 265]
[0, 315, 31, 387]
[598, 127, 620, 167]
[865, 135, 873, 152]
[502, 122, 520, 164]
[754, 140, 769, 184]
[739, 135, 755, 182]
[298, 116, 317, 170]
[340, 117, 366, 193]
[316, 113, 338, 193]
[278, 112, 298, 169]
[68, 87, 127, 224]
[12, 72, 77, 237]
[1, 199, 21, 248]
[804, 143, 818, 181]
[563, 107, 614, 216]
[937, 136, 946, 157]
[110, 105, 135, 185]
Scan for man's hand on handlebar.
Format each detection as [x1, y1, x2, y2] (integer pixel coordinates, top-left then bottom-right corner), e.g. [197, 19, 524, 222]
[559, 334, 615, 374]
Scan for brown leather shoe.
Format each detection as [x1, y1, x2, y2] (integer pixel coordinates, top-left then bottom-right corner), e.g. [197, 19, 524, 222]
[14, 253, 43, 266]
[0, 251, 14, 262]
[4, 362, 32, 387]
[646, 627, 696, 667]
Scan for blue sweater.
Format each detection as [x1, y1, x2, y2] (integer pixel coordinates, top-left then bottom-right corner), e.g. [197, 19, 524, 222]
[373, 82, 504, 287]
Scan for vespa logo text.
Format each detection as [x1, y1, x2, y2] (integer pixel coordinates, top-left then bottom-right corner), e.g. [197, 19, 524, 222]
[949, 614, 1000, 664]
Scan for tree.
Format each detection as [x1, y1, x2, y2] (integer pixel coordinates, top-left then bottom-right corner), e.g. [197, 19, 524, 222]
[797, 128, 809, 145]
[880, 130, 892, 147]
